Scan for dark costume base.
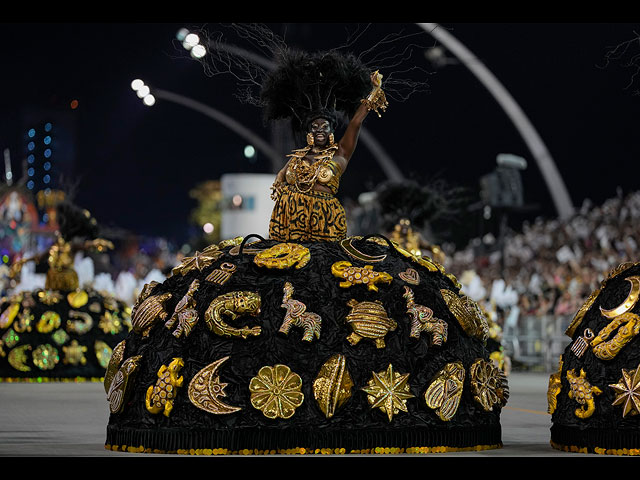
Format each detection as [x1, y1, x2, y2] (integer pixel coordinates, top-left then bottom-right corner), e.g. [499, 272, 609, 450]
[105, 235, 507, 455]
[549, 262, 640, 456]
[0, 287, 131, 381]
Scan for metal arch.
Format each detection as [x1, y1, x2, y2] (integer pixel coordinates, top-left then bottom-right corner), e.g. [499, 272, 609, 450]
[418, 23, 575, 219]
[153, 88, 283, 173]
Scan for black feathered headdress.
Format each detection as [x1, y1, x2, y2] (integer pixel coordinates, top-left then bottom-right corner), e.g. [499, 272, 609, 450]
[55, 201, 100, 242]
[260, 49, 371, 135]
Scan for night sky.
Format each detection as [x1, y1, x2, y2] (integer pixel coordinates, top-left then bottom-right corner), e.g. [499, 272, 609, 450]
[1, 20, 639, 246]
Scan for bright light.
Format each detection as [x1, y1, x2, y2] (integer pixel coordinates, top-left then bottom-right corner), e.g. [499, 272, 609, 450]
[176, 28, 189, 41]
[142, 94, 156, 106]
[203, 222, 214, 234]
[190, 44, 206, 59]
[136, 85, 150, 98]
[244, 145, 256, 158]
[182, 33, 200, 50]
[131, 79, 144, 91]
[232, 195, 243, 207]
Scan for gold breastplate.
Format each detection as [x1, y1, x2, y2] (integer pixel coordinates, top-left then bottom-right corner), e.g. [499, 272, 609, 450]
[285, 144, 341, 194]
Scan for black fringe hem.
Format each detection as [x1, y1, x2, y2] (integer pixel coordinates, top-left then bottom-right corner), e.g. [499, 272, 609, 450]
[551, 424, 640, 454]
[106, 424, 502, 454]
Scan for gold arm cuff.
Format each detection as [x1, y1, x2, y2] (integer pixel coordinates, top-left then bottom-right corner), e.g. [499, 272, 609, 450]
[361, 87, 388, 117]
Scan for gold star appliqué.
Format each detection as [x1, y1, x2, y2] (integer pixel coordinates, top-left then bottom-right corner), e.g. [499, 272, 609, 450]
[610, 366, 640, 417]
[362, 363, 415, 421]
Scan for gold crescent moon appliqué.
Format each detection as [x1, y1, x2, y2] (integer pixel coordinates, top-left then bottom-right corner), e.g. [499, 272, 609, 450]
[339, 237, 387, 263]
[188, 356, 241, 415]
[599, 276, 640, 319]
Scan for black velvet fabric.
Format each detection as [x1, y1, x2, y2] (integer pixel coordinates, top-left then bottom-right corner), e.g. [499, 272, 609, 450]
[0, 288, 130, 380]
[550, 263, 640, 452]
[106, 236, 504, 452]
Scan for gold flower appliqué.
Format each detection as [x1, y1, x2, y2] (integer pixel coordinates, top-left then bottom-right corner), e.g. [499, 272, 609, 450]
[249, 364, 304, 419]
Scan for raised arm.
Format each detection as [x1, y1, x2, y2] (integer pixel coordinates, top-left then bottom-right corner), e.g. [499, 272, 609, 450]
[336, 71, 388, 170]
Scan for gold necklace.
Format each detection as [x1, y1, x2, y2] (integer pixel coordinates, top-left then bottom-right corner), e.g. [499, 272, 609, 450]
[287, 143, 338, 193]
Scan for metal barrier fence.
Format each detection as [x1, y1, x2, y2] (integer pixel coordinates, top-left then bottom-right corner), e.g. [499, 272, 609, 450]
[502, 314, 573, 372]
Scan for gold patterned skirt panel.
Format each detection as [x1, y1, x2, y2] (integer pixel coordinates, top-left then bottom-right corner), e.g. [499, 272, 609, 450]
[269, 186, 347, 242]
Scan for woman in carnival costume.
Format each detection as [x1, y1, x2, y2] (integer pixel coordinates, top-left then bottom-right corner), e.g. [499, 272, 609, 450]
[105, 24, 508, 455]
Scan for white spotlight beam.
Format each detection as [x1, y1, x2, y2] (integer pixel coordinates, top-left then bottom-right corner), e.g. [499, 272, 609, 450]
[418, 23, 575, 219]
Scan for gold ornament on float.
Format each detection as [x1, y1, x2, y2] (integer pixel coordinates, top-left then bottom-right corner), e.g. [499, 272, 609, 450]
[570, 328, 594, 358]
[339, 237, 387, 263]
[398, 268, 420, 285]
[104, 340, 126, 393]
[590, 312, 640, 360]
[94, 340, 112, 369]
[32, 344, 59, 370]
[218, 237, 244, 249]
[37, 290, 62, 306]
[362, 364, 414, 422]
[279, 282, 322, 342]
[439, 289, 489, 342]
[547, 357, 563, 414]
[253, 243, 311, 270]
[145, 358, 185, 417]
[0, 302, 20, 329]
[99, 310, 123, 335]
[609, 365, 640, 417]
[331, 261, 392, 292]
[66, 310, 93, 335]
[13, 309, 33, 333]
[8, 344, 31, 371]
[313, 354, 353, 418]
[66, 289, 89, 308]
[205, 263, 237, 285]
[424, 362, 465, 422]
[37, 311, 61, 334]
[132, 281, 159, 311]
[1, 328, 19, 349]
[107, 354, 142, 414]
[165, 279, 200, 338]
[565, 263, 639, 337]
[599, 275, 640, 318]
[131, 292, 172, 337]
[188, 356, 241, 415]
[469, 359, 509, 412]
[566, 368, 602, 419]
[345, 299, 397, 349]
[62, 340, 87, 366]
[204, 291, 262, 339]
[403, 286, 448, 344]
[249, 364, 304, 419]
[171, 248, 223, 276]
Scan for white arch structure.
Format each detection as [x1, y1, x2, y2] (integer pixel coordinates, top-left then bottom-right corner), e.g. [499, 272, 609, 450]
[418, 23, 575, 219]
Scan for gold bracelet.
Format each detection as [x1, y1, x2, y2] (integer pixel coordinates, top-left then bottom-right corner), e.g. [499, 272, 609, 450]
[361, 87, 388, 117]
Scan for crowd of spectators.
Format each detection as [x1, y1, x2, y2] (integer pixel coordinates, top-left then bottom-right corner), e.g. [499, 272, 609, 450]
[447, 189, 640, 328]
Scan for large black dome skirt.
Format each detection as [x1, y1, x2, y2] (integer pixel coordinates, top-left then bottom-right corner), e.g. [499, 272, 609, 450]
[550, 262, 640, 455]
[105, 235, 505, 454]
